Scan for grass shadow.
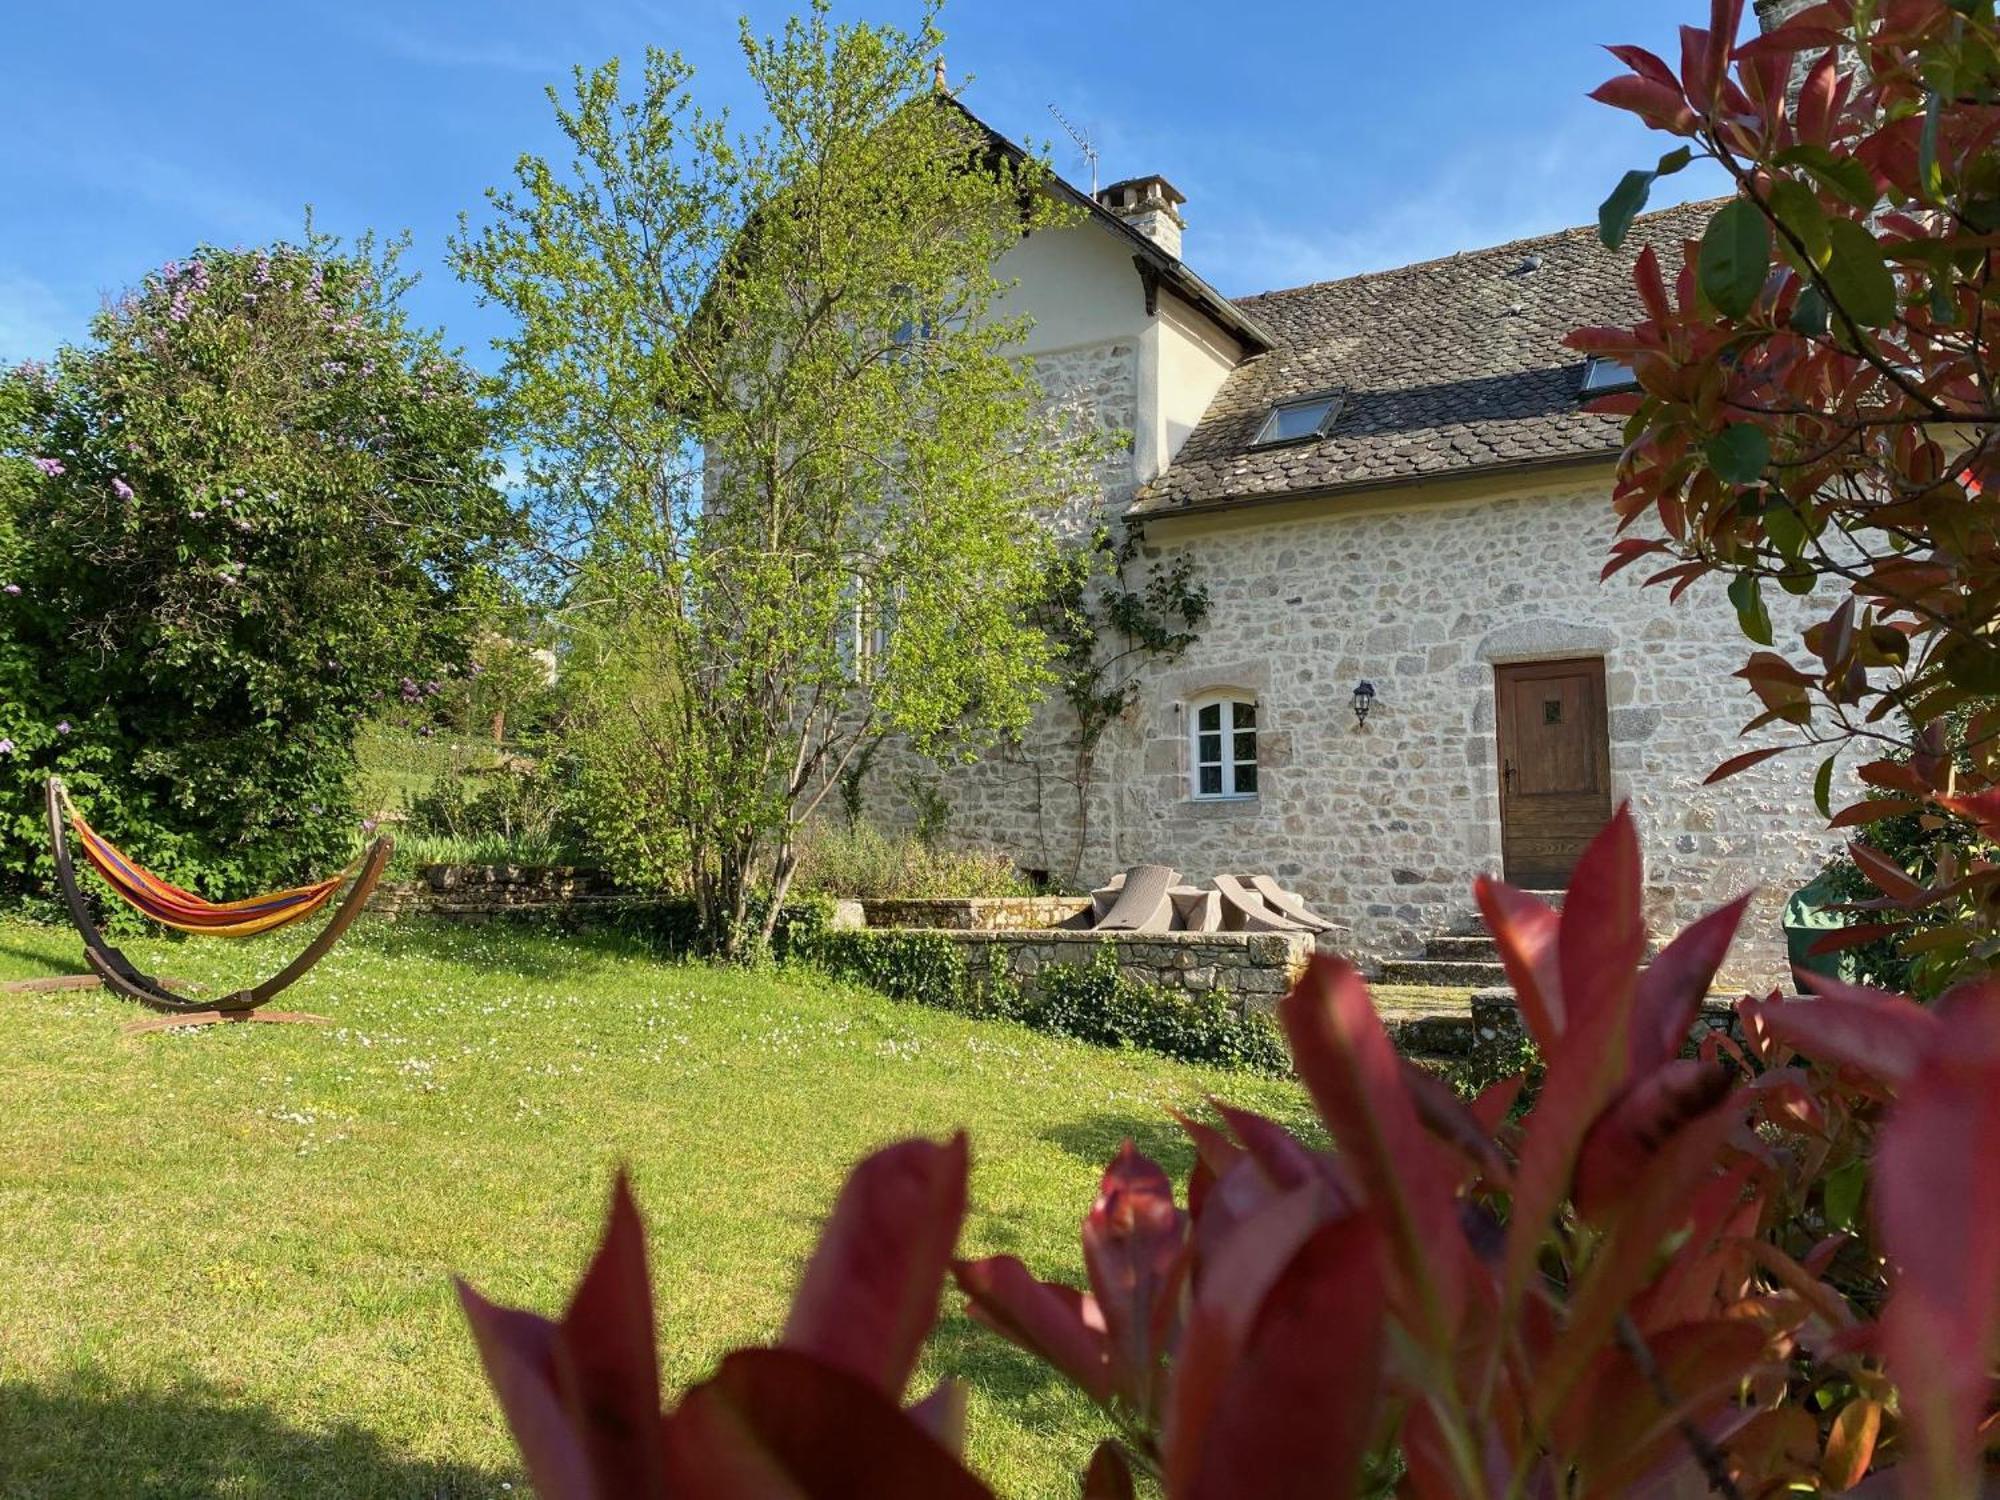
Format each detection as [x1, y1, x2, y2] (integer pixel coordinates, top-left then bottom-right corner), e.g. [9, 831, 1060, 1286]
[0, 1373, 515, 1499]
[348, 915, 662, 983]
[1038, 1112, 1196, 1175]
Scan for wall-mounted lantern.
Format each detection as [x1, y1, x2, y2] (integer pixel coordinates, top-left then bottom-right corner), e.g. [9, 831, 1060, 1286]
[1351, 680, 1377, 730]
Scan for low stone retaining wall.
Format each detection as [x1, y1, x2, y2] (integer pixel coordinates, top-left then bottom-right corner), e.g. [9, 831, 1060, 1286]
[373, 864, 629, 920]
[939, 928, 1313, 1012]
[1469, 990, 1743, 1069]
[859, 896, 1093, 931]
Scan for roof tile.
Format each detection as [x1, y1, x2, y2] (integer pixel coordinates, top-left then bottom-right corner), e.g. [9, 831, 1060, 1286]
[1129, 199, 1720, 516]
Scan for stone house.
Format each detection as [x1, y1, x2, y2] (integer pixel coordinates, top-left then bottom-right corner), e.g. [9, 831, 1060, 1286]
[862, 106, 1837, 987]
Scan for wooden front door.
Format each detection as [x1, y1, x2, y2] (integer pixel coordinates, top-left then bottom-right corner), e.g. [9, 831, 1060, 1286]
[1495, 658, 1611, 889]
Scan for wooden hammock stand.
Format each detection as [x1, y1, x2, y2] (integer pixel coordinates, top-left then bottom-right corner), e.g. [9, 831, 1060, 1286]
[29, 777, 393, 1032]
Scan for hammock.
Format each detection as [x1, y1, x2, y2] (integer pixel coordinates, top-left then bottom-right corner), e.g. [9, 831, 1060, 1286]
[38, 778, 393, 1028]
[58, 786, 354, 938]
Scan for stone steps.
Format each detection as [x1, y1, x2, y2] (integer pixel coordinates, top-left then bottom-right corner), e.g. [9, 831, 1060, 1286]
[1379, 957, 1510, 988]
[1371, 993, 1477, 1060]
[1424, 934, 1502, 962]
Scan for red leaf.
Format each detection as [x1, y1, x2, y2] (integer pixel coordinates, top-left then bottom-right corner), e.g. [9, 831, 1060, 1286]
[1474, 876, 1564, 1049]
[1679, 24, 1718, 112]
[456, 1171, 665, 1500]
[1875, 983, 2000, 1500]
[1470, 1075, 1525, 1134]
[1082, 1443, 1137, 1500]
[1704, 744, 1792, 783]
[1606, 42, 1682, 89]
[1166, 1215, 1387, 1500]
[1574, 1061, 1738, 1223]
[951, 1255, 1114, 1405]
[1631, 896, 1749, 1073]
[1279, 957, 1467, 1346]
[1821, 1397, 1884, 1492]
[1558, 1318, 1771, 1493]
[1634, 244, 1673, 323]
[456, 1286, 601, 1500]
[1558, 806, 1647, 1051]
[554, 1173, 668, 1494]
[1828, 798, 1924, 828]
[1589, 75, 1699, 134]
[1211, 1103, 1351, 1201]
[1848, 840, 1922, 903]
[1533, 1094, 1747, 1428]
[1936, 788, 2000, 838]
[782, 1135, 968, 1402]
[906, 1380, 967, 1457]
[1749, 984, 1940, 1084]
[1082, 1142, 1189, 1413]
[1506, 813, 1652, 1311]
[661, 1348, 994, 1498]
[1400, 1058, 1515, 1189]
[1807, 923, 1901, 955]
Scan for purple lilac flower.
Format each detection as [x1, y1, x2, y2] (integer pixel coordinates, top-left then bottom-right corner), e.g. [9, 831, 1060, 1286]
[112, 478, 134, 501]
[399, 677, 421, 703]
[3, 584, 19, 596]
[55, 721, 70, 735]
[31, 457, 63, 477]
[361, 817, 379, 835]
[0, 739, 14, 757]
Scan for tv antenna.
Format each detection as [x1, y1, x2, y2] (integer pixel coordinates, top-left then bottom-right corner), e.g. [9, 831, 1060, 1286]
[1048, 103, 1099, 196]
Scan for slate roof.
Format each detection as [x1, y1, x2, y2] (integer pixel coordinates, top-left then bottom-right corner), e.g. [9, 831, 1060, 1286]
[1129, 199, 1722, 517]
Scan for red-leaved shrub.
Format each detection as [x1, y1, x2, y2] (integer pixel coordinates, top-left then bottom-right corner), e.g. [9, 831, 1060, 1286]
[459, 809, 2000, 1496]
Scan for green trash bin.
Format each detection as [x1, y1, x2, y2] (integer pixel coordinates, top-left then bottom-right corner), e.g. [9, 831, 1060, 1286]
[1783, 867, 1859, 990]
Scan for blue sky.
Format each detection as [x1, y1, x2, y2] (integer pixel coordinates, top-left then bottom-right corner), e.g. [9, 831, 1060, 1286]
[1, 0, 1730, 369]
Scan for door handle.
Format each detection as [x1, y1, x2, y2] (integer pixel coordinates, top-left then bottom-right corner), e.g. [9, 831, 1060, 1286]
[1503, 760, 1517, 790]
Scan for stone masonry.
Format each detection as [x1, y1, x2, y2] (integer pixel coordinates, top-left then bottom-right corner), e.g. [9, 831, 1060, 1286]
[891, 476, 1841, 989]
[943, 928, 1313, 1014]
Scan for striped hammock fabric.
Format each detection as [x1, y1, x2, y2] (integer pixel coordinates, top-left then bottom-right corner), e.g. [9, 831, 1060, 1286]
[60, 789, 356, 938]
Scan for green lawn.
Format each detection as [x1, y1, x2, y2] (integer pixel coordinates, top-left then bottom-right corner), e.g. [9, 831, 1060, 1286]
[0, 916, 1312, 1498]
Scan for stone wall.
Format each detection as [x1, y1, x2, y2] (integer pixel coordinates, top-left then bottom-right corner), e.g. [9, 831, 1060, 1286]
[859, 896, 1094, 931]
[859, 334, 1138, 863]
[884, 476, 1842, 988]
[373, 864, 629, 920]
[942, 928, 1313, 1013]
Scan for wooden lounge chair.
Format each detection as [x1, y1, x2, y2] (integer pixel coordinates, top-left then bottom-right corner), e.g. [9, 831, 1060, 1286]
[1211, 872, 1308, 933]
[1248, 875, 1336, 934]
[1170, 886, 1223, 933]
[1094, 864, 1180, 933]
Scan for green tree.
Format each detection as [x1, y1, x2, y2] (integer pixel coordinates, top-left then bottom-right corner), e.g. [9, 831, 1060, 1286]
[0, 235, 511, 902]
[456, 2, 1099, 954]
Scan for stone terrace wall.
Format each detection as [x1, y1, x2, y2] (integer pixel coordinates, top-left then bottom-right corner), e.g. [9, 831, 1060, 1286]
[940, 928, 1312, 1014]
[373, 865, 628, 920]
[859, 896, 1094, 931]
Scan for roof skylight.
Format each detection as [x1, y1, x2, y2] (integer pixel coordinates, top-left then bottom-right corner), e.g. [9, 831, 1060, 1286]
[1251, 392, 1343, 446]
[1580, 356, 1640, 396]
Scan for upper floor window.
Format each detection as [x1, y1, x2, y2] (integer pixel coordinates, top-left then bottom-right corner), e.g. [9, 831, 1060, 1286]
[1580, 356, 1639, 397]
[1251, 392, 1343, 447]
[1190, 696, 1258, 799]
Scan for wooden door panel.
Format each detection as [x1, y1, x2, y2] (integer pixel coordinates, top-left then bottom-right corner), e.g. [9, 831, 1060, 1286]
[1495, 658, 1611, 888]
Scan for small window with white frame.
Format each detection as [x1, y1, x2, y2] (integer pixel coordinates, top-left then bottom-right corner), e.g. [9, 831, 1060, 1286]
[1190, 695, 1258, 799]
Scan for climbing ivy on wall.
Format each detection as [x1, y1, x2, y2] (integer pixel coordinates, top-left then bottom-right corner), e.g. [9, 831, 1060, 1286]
[1031, 523, 1209, 882]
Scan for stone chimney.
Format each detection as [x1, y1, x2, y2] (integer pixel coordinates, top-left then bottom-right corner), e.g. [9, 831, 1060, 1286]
[1095, 175, 1187, 261]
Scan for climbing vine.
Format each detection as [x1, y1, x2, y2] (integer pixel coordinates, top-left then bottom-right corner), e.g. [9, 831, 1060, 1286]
[1031, 523, 1209, 882]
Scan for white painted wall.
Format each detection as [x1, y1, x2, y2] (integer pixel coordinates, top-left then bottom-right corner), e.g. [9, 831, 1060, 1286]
[990, 221, 1150, 356]
[1157, 296, 1241, 473]
[988, 218, 1248, 487]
